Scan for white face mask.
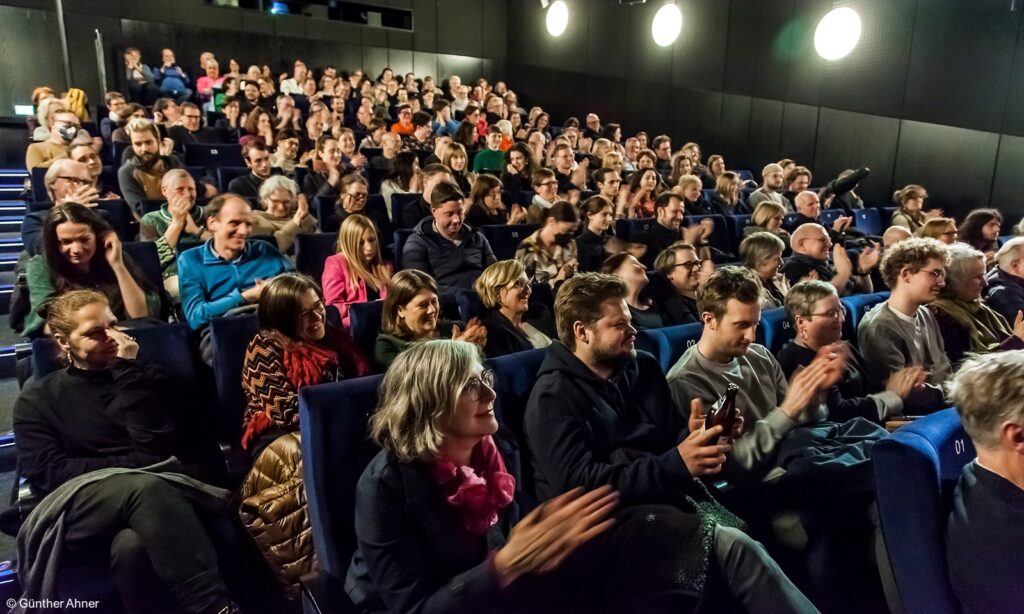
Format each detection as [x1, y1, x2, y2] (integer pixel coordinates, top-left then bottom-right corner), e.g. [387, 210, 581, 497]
[109, 111, 120, 122]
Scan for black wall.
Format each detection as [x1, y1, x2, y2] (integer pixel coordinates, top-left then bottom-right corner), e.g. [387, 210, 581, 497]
[506, 0, 1024, 222]
[0, 0, 507, 166]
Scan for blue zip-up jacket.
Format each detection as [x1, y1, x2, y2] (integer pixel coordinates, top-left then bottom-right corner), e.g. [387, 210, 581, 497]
[178, 239, 292, 329]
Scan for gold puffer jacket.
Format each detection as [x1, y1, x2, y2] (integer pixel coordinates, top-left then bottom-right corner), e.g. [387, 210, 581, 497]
[239, 432, 317, 601]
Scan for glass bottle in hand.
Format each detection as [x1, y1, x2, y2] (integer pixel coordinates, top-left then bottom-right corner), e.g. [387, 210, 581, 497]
[704, 383, 739, 445]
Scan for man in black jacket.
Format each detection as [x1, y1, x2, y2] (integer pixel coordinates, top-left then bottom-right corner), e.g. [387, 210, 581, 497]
[400, 163, 451, 229]
[227, 141, 277, 200]
[638, 192, 709, 268]
[401, 181, 496, 289]
[781, 223, 879, 296]
[522, 272, 817, 612]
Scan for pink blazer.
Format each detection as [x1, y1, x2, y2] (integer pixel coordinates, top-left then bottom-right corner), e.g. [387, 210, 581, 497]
[322, 253, 389, 328]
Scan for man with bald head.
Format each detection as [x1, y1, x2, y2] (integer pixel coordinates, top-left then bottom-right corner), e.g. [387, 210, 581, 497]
[582, 113, 602, 141]
[883, 225, 912, 249]
[985, 237, 1024, 324]
[790, 190, 865, 244]
[781, 223, 879, 296]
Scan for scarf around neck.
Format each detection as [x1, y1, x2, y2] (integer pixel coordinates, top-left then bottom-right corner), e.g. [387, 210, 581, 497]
[432, 435, 515, 536]
[282, 339, 339, 389]
[930, 297, 1012, 353]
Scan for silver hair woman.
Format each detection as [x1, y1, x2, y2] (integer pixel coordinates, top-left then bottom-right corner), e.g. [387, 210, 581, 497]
[740, 231, 790, 309]
[251, 174, 317, 253]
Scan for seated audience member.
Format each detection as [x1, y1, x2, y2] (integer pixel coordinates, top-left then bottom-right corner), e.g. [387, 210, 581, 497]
[25, 109, 78, 169]
[471, 125, 506, 173]
[442, 142, 475, 194]
[240, 273, 370, 457]
[945, 350, 1024, 614]
[779, 281, 923, 424]
[269, 129, 301, 176]
[576, 195, 617, 273]
[118, 118, 184, 212]
[526, 168, 559, 224]
[500, 141, 537, 193]
[358, 118, 387, 151]
[593, 167, 622, 204]
[228, 141, 276, 199]
[890, 184, 941, 233]
[986, 237, 1024, 323]
[110, 103, 145, 144]
[790, 191, 861, 244]
[178, 194, 292, 331]
[600, 252, 664, 330]
[617, 168, 660, 219]
[69, 143, 118, 199]
[741, 232, 790, 309]
[928, 243, 1024, 364]
[389, 104, 414, 135]
[666, 266, 848, 480]
[215, 99, 243, 137]
[240, 108, 276, 148]
[403, 181, 496, 289]
[25, 204, 159, 339]
[669, 152, 694, 188]
[373, 270, 484, 369]
[346, 340, 631, 612]
[709, 171, 748, 216]
[857, 238, 952, 412]
[13, 290, 249, 614]
[475, 260, 553, 357]
[326, 172, 390, 236]
[155, 48, 191, 102]
[23, 159, 101, 256]
[884, 225, 913, 248]
[959, 208, 1003, 264]
[431, 98, 460, 136]
[336, 127, 368, 172]
[368, 131, 401, 170]
[638, 192, 711, 269]
[302, 135, 345, 202]
[917, 217, 959, 244]
[251, 176, 317, 254]
[781, 223, 879, 296]
[781, 165, 812, 205]
[381, 152, 421, 220]
[399, 163, 451, 229]
[465, 174, 525, 227]
[674, 173, 716, 217]
[100, 91, 126, 141]
[745, 201, 792, 250]
[550, 143, 586, 201]
[747, 163, 793, 213]
[651, 241, 705, 325]
[322, 214, 392, 328]
[523, 273, 818, 613]
[514, 201, 579, 286]
[166, 103, 209, 152]
[703, 154, 726, 189]
[140, 170, 208, 298]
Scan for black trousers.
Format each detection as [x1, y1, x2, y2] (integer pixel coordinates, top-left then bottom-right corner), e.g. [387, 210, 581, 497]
[62, 473, 231, 614]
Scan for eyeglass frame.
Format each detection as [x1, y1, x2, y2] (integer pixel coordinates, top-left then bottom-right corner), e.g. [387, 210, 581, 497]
[55, 176, 93, 187]
[462, 369, 495, 401]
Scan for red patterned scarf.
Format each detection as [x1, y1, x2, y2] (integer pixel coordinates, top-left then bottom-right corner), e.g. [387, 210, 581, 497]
[432, 436, 516, 535]
[282, 341, 338, 389]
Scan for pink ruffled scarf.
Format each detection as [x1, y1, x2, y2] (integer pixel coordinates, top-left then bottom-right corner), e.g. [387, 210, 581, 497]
[432, 436, 516, 535]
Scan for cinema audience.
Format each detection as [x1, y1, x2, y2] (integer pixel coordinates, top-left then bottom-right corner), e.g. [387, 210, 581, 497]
[514, 201, 578, 285]
[139, 170, 208, 298]
[474, 260, 553, 357]
[250, 176, 317, 254]
[986, 237, 1024, 324]
[322, 214, 392, 328]
[740, 232, 790, 309]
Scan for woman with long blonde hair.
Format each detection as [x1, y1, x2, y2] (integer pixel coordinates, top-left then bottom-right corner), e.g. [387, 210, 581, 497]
[322, 213, 393, 328]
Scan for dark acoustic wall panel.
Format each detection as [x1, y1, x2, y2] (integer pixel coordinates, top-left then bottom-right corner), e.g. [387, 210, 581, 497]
[813, 109, 899, 205]
[584, 77, 626, 129]
[902, 0, 1019, 133]
[412, 0, 438, 52]
[587, 2, 629, 79]
[437, 54, 484, 85]
[719, 94, 753, 170]
[991, 135, 1024, 224]
[64, 11, 123, 102]
[818, 0, 916, 119]
[751, 0, 796, 102]
[672, 89, 724, 156]
[413, 51, 438, 82]
[362, 47, 391, 83]
[893, 121, 1000, 217]
[1002, 24, 1024, 137]
[0, 6, 64, 116]
[628, 2, 675, 86]
[779, 102, 819, 171]
[746, 98, 785, 172]
[783, 0, 829, 107]
[436, 0, 483, 59]
[671, 0, 729, 92]
[388, 49, 414, 78]
[481, 2, 508, 62]
[171, 0, 241, 30]
[120, 19, 179, 63]
[722, 0, 760, 94]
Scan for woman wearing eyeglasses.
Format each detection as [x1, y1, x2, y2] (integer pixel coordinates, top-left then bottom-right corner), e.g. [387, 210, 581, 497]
[740, 232, 791, 309]
[240, 273, 370, 457]
[778, 280, 924, 424]
[474, 260, 553, 358]
[251, 175, 317, 255]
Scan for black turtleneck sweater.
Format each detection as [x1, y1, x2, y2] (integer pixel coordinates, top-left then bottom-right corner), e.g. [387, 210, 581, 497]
[13, 360, 177, 495]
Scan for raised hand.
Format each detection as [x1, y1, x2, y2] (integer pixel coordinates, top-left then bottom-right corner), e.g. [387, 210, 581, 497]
[107, 328, 139, 360]
[293, 194, 310, 225]
[677, 425, 731, 476]
[102, 231, 123, 267]
[833, 244, 853, 278]
[779, 346, 846, 419]
[858, 241, 881, 272]
[885, 365, 927, 398]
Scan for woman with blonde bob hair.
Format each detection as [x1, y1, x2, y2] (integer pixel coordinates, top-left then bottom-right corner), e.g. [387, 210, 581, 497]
[474, 260, 553, 357]
[744, 200, 791, 249]
[347, 339, 618, 612]
[374, 270, 485, 369]
[917, 217, 958, 244]
[322, 213, 392, 328]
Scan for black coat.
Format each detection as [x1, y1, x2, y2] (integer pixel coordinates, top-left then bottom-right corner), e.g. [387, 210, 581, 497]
[480, 308, 553, 359]
[777, 341, 889, 424]
[575, 229, 609, 273]
[402, 218, 497, 290]
[985, 267, 1024, 325]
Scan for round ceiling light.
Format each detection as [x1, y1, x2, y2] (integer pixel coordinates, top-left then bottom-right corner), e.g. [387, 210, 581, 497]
[814, 7, 862, 60]
[546, 1, 569, 37]
[652, 3, 683, 47]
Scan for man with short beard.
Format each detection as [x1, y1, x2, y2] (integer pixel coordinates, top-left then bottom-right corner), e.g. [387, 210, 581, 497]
[747, 163, 793, 212]
[117, 117, 184, 212]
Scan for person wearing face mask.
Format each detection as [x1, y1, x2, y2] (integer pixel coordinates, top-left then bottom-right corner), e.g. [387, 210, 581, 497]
[779, 281, 927, 427]
[514, 202, 579, 287]
[740, 232, 791, 309]
[475, 260, 554, 358]
[140, 170, 209, 299]
[927, 243, 1024, 365]
[403, 182, 497, 290]
[117, 118, 183, 213]
[322, 214, 392, 328]
[25, 110, 80, 169]
[227, 141, 279, 200]
[24, 204, 160, 338]
[373, 270, 485, 370]
[250, 176, 316, 255]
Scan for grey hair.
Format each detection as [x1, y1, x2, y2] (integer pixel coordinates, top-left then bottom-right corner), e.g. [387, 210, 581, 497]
[784, 280, 838, 324]
[739, 231, 785, 269]
[942, 243, 986, 298]
[370, 339, 483, 461]
[996, 237, 1024, 272]
[160, 168, 193, 188]
[43, 159, 81, 198]
[949, 350, 1024, 450]
[258, 175, 299, 202]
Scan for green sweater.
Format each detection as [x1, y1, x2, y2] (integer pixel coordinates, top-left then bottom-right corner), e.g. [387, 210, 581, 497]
[472, 148, 505, 173]
[24, 255, 162, 337]
[139, 204, 206, 277]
